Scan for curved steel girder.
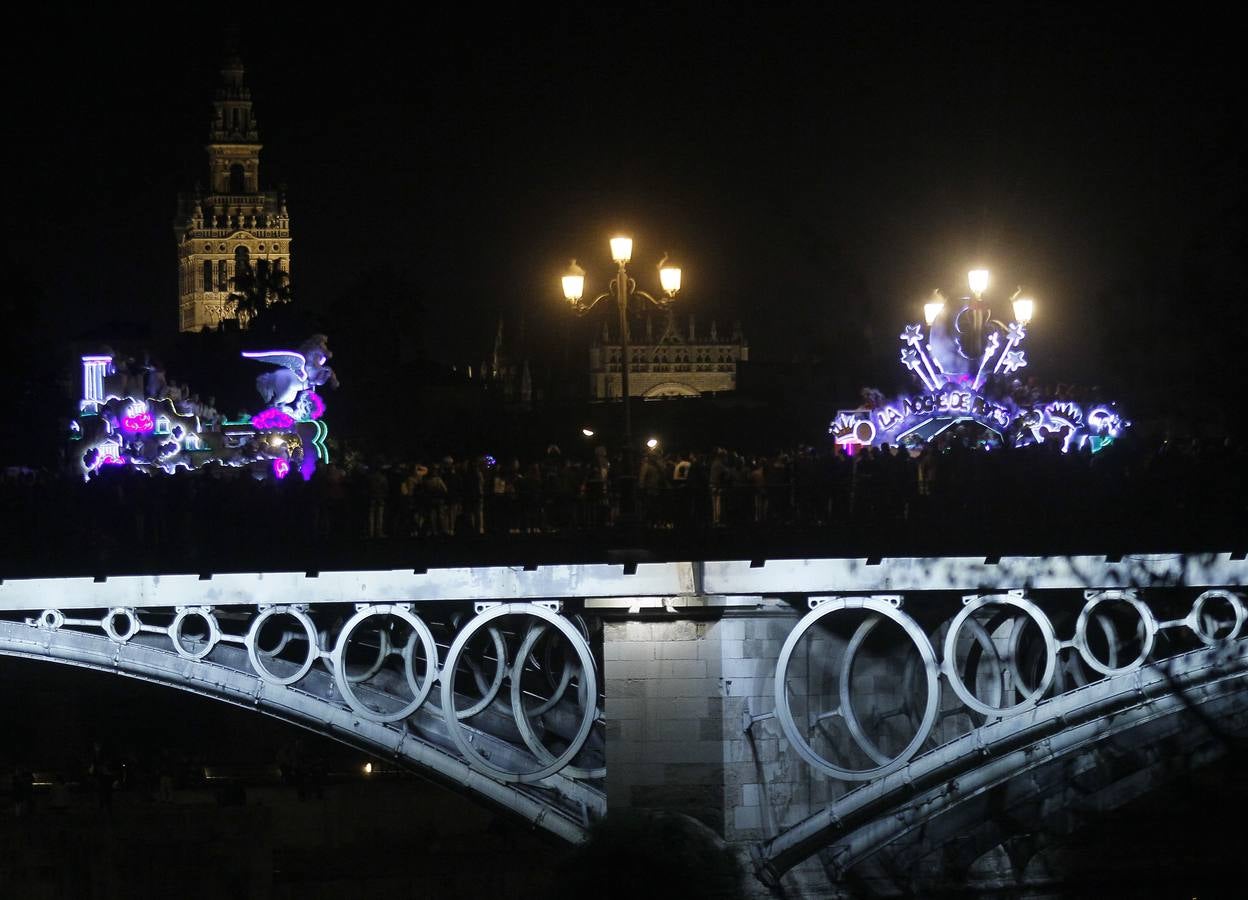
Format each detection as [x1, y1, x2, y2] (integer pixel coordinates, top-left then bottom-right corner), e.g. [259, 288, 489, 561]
[0, 619, 603, 843]
[844, 696, 1248, 896]
[757, 636, 1248, 884]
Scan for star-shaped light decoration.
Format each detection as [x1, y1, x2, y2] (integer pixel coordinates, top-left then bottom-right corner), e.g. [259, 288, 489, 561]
[1001, 349, 1027, 374]
[1006, 322, 1027, 344]
[900, 324, 925, 346]
[900, 347, 921, 369]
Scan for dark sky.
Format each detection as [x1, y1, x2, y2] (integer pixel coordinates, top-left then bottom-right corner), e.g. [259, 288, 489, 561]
[9, 6, 1244, 392]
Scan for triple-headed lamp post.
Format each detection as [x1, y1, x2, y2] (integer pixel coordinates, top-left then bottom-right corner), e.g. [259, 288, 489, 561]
[562, 237, 681, 517]
[923, 269, 1035, 330]
[921, 269, 1035, 391]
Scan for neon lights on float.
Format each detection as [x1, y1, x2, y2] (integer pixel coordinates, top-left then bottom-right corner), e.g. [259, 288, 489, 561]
[992, 321, 1027, 375]
[121, 410, 155, 433]
[304, 391, 325, 420]
[251, 407, 296, 430]
[80, 356, 112, 412]
[972, 332, 1000, 390]
[831, 269, 1128, 453]
[72, 339, 336, 481]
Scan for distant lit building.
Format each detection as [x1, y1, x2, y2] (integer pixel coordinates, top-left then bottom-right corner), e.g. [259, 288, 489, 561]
[174, 52, 291, 332]
[590, 314, 748, 399]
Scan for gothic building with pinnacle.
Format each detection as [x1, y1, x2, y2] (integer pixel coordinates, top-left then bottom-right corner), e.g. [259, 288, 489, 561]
[174, 53, 291, 332]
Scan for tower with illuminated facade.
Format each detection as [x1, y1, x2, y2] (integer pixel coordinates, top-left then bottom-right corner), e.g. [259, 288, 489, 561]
[174, 52, 291, 332]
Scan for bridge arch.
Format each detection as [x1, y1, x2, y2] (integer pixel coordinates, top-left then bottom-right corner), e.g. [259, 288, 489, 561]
[757, 623, 1248, 887]
[0, 601, 605, 843]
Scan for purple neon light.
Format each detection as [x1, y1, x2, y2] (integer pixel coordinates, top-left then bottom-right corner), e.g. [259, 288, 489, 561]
[122, 411, 155, 433]
[252, 408, 296, 430]
[273, 458, 291, 480]
[306, 392, 326, 420]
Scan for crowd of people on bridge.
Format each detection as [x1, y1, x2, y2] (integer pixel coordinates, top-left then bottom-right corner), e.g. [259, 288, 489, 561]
[1, 421, 1243, 573]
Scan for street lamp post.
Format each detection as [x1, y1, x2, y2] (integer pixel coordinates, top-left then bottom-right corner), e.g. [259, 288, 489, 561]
[933, 269, 1036, 391]
[562, 237, 681, 520]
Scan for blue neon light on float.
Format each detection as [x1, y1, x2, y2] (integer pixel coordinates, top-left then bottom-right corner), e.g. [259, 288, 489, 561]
[70, 337, 338, 480]
[830, 271, 1128, 453]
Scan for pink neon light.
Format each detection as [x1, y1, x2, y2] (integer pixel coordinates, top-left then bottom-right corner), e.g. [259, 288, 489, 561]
[273, 458, 291, 480]
[122, 412, 155, 433]
[306, 392, 326, 420]
[252, 408, 295, 430]
[300, 447, 317, 481]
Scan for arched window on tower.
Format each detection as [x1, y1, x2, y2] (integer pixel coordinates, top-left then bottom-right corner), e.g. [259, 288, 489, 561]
[203, 261, 212, 293]
[234, 247, 250, 291]
[217, 260, 227, 292]
[229, 164, 245, 194]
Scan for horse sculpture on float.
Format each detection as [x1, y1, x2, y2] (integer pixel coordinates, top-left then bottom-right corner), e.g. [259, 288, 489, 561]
[246, 334, 339, 407]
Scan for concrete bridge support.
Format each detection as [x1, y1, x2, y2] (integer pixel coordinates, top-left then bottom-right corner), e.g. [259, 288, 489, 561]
[602, 586, 1248, 898]
[605, 602, 839, 896]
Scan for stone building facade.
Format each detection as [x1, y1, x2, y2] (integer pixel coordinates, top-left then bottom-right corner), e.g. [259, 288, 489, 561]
[174, 54, 291, 332]
[590, 314, 748, 399]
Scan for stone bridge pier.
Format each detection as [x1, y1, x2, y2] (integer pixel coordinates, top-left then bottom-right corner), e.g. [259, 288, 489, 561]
[606, 601, 840, 895]
[603, 572, 1248, 897]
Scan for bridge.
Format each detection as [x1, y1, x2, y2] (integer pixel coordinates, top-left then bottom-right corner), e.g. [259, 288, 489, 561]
[2, 552, 1245, 895]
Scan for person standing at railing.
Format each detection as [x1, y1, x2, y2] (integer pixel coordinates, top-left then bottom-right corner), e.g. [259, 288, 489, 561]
[709, 449, 728, 526]
[750, 457, 767, 523]
[639, 450, 667, 527]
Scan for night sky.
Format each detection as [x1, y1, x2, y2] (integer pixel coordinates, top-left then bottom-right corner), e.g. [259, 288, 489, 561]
[8, 6, 1245, 404]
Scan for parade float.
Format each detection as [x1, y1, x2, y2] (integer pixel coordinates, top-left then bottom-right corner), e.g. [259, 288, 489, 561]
[70, 336, 337, 481]
[831, 270, 1128, 452]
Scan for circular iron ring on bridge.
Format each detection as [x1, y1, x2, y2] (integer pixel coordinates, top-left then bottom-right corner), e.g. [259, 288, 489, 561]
[330, 605, 439, 723]
[246, 607, 320, 686]
[441, 603, 599, 784]
[169, 608, 221, 660]
[774, 597, 941, 782]
[942, 593, 1058, 718]
[103, 607, 141, 643]
[39, 609, 64, 630]
[1074, 591, 1157, 676]
[454, 624, 507, 720]
[1189, 590, 1246, 645]
[510, 621, 605, 781]
[837, 616, 927, 767]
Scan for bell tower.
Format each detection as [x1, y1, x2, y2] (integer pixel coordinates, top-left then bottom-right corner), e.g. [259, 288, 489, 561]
[174, 48, 292, 332]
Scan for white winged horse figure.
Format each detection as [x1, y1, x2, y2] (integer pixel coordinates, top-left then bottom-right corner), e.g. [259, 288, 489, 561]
[243, 335, 339, 409]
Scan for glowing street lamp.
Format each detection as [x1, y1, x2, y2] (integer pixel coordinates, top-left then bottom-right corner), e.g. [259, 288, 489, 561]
[968, 268, 990, 299]
[562, 260, 586, 305]
[561, 236, 682, 518]
[659, 260, 682, 297]
[609, 236, 634, 264]
[917, 269, 1038, 390]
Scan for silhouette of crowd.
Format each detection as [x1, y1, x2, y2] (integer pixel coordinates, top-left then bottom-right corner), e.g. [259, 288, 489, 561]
[1, 425, 1243, 576]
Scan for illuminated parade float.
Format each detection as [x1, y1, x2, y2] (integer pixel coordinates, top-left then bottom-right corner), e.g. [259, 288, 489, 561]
[831, 270, 1128, 452]
[70, 336, 337, 481]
